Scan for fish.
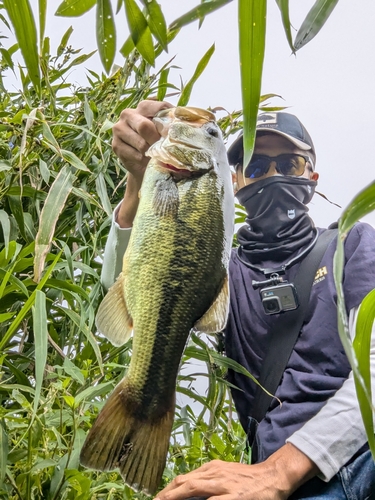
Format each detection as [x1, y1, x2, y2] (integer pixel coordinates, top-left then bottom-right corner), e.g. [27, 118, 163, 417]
[80, 106, 235, 495]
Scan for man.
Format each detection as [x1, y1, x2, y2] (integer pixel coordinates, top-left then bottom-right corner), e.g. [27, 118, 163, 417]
[103, 100, 375, 499]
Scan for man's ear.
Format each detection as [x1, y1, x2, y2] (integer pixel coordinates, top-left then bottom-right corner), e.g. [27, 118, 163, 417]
[312, 171, 319, 182]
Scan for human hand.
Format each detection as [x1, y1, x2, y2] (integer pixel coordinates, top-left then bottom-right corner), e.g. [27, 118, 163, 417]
[112, 100, 173, 184]
[155, 444, 318, 500]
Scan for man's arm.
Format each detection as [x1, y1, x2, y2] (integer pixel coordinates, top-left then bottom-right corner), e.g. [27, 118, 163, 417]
[286, 305, 374, 481]
[112, 100, 173, 229]
[154, 443, 318, 500]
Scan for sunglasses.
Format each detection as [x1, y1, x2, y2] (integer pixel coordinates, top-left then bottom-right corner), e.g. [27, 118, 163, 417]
[240, 153, 313, 179]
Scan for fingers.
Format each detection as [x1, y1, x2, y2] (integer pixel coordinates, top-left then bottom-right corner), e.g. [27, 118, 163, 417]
[156, 461, 232, 500]
[112, 100, 173, 175]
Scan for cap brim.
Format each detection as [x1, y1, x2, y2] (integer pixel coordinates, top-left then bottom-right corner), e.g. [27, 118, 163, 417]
[227, 129, 313, 166]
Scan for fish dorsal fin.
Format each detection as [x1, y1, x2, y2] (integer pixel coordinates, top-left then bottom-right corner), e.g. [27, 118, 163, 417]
[194, 275, 229, 334]
[96, 272, 133, 346]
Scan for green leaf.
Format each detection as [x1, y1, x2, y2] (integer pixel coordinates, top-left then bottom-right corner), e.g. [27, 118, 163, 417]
[55, 306, 103, 373]
[7, 194, 26, 241]
[177, 44, 215, 106]
[39, 158, 50, 184]
[124, 0, 155, 66]
[275, 0, 295, 53]
[96, 0, 116, 73]
[60, 149, 91, 172]
[63, 358, 85, 385]
[75, 381, 114, 405]
[294, 0, 339, 51]
[95, 173, 112, 216]
[0, 210, 10, 257]
[340, 181, 375, 236]
[170, 0, 233, 30]
[0, 160, 12, 172]
[119, 35, 134, 58]
[141, 0, 168, 52]
[55, 0, 96, 17]
[0, 251, 62, 351]
[32, 290, 48, 419]
[157, 67, 169, 102]
[30, 459, 57, 472]
[2, 0, 40, 92]
[239, 0, 267, 171]
[0, 47, 15, 71]
[84, 96, 94, 129]
[354, 290, 375, 457]
[57, 26, 74, 57]
[38, 0, 47, 48]
[0, 422, 8, 484]
[42, 122, 60, 150]
[34, 165, 74, 282]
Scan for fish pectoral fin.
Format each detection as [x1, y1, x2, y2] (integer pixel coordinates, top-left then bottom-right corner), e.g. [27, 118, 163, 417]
[194, 274, 230, 334]
[96, 272, 133, 346]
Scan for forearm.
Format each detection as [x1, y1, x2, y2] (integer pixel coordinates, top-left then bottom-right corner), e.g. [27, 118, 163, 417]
[116, 173, 142, 228]
[286, 306, 375, 481]
[101, 203, 132, 290]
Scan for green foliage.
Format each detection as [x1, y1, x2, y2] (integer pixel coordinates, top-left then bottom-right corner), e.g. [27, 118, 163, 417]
[0, 12, 247, 499]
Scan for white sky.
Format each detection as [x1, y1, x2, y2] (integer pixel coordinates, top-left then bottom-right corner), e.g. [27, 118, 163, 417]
[27, 0, 375, 228]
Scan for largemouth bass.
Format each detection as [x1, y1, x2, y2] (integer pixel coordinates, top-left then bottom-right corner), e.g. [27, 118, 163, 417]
[80, 106, 234, 494]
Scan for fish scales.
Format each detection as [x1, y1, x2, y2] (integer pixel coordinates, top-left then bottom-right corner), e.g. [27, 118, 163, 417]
[80, 106, 234, 495]
[125, 169, 226, 414]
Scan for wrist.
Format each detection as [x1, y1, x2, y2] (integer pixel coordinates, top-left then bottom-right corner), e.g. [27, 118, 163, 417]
[266, 443, 319, 496]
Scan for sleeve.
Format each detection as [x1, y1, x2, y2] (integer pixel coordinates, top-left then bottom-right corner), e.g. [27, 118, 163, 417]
[101, 202, 132, 291]
[286, 306, 375, 481]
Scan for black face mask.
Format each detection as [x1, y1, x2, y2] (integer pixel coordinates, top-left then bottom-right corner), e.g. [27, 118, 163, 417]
[236, 176, 317, 263]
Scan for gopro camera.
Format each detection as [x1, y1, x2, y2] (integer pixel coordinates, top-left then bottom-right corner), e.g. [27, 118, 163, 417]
[252, 276, 299, 315]
[259, 282, 299, 315]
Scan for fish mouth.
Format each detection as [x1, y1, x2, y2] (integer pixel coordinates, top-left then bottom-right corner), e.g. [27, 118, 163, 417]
[156, 160, 195, 178]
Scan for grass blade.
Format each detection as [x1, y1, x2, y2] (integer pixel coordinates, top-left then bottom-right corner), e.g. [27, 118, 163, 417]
[61, 149, 90, 172]
[170, 0, 232, 30]
[239, 0, 267, 171]
[96, 0, 116, 73]
[294, 0, 339, 51]
[0, 251, 62, 351]
[55, 0, 96, 17]
[124, 0, 155, 66]
[32, 290, 48, 419]
[177, 44, 215, 106]
[354, 290, 375, 457]
[141, 0, 168, 52]
[3, 0, 40, 92]
[275, 0, 295, 53]
[0, 422, 8, 485]
[0, 210, 10, 257]
[34, 165, 74, 282]
[38, 0, 47, 49]
[339, 181, 375, 236]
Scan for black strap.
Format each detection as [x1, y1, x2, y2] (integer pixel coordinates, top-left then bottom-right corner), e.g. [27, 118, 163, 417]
[249, 228, 338, 436]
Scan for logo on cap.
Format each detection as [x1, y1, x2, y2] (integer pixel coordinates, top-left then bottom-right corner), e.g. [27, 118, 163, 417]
[257, 113, 277, 125]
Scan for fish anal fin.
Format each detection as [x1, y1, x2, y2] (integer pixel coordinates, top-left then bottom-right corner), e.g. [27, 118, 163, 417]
[194, 275, 229, 334]
[80, 382, 174, 495]
[96, 272, 133, 346]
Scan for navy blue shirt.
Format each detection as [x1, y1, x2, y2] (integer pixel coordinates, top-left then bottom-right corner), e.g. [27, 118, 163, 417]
[225, 222, 375, 462]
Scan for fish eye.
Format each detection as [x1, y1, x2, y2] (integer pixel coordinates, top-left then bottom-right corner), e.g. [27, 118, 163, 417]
[206, 126, 219, 138]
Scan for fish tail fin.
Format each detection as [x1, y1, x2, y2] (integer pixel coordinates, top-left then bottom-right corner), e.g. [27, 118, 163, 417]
[80, 382, 174, 495]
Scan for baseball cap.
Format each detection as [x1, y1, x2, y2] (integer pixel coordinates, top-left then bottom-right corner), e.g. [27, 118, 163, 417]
[227, 112, 316, 166]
